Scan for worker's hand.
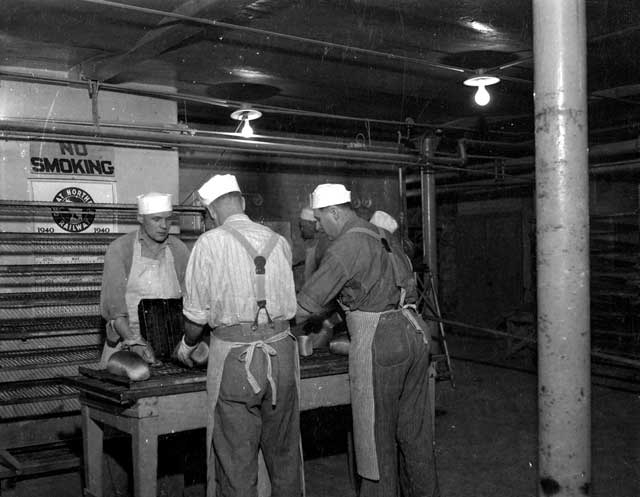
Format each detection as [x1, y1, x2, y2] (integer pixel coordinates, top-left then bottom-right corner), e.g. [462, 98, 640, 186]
[291, 321, 307, 337]
[123, 338, 157, 365]
[174, 336, 198, 368]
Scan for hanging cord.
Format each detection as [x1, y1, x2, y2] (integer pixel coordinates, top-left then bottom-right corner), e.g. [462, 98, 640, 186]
[364, 119, 372, 146]
[180, 149, 228, 209]
[182, 99, 188, 127]
[179, 120, 241, 205]
[87, 80, 101, 133]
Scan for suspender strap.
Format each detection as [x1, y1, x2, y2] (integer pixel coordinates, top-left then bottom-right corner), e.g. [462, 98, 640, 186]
[220, 224, 281, 329]
[345, 226, 407, 307]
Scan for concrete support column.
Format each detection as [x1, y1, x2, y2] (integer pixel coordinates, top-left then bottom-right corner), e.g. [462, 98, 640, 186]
[533, 1, 591, 496]
[420, 137, 439, 286]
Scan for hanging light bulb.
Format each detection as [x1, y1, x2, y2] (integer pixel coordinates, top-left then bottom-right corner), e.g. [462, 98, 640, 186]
[474, 85, 490, 106]
[240, 119, 254, 138]
[463, 76, 500, 107]
[230, 108, 262, 138]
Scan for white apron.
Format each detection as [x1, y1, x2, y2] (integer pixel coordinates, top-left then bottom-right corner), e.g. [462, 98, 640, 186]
[345, 309, 382, 481]
[204, 330, 302, 497]
[346, 307, 430, 482]
[100, 234, 182, 366]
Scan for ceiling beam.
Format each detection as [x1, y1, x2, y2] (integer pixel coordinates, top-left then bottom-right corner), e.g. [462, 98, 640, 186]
[78, 0, 246, 83]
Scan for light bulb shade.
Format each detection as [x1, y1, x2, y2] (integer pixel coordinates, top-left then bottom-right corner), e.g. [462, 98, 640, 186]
[230, 108, 262, 121]
[463, 75, 499, 107]
[240, 119, 254, 138]
[474, 85, 490, 106]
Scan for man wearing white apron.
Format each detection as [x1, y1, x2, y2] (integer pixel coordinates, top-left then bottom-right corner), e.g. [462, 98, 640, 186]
[175, 174, 303, 497]
[296, 184, 439, 497]
[99, 192, 189, 366]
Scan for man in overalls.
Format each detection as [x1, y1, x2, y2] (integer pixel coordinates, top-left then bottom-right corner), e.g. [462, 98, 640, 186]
[176, 174, 302, 497]
[99, 192, 189, 366]
[296, 184, 439, 497]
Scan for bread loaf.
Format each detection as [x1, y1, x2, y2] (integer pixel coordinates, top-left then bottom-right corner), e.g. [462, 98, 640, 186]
[191, 341, 209, 365]
[329, 335, 350, 356]
[107, 350, 151, 381]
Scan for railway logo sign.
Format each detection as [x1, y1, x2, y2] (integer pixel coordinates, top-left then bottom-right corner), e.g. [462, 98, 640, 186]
[30, 179, 116, 235]
[51, 187, 96, 232]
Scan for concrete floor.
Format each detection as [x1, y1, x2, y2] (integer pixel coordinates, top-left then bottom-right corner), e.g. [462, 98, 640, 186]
[304, 337, 640, 497]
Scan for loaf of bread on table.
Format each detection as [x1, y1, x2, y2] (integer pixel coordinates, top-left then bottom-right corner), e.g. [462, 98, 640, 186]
[329, 335, 350, 355]
[190, 341, 209, 365]
[107, 350, 151, 381]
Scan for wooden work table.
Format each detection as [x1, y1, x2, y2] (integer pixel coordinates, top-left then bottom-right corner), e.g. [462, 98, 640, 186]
[68, 349, 350, 497]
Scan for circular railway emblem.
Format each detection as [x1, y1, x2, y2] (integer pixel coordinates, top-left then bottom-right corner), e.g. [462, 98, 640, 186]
[51, 187, 96, 232]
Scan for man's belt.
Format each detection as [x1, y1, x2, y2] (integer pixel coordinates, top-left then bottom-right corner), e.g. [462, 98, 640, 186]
[105, 336, 121, 348]
[213, 320, 290, 341]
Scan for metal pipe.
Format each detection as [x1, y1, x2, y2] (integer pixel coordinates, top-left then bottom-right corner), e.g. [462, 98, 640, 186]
[0, 200, 204, 214]
[533, 2, 591, 496]
[0, 72, 473, 134]
[420, 137, 439, 285]
[409, 178, 533, 196]
[397, 166, 409, 242]
[409, 156, 640, 195]
[587, 136, 640, 157]
[419, 313, 640, 370]
[180, 150, 399, 174]
[0, 119, 416, 167]
[404, 136, 640, 182]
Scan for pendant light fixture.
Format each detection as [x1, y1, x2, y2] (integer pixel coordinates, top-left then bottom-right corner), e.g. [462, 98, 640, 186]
[463, 75, 500, 106]
[231, 108, 262, 138]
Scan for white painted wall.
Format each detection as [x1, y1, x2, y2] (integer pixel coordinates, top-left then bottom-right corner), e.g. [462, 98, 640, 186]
[0, 79, 176, 124]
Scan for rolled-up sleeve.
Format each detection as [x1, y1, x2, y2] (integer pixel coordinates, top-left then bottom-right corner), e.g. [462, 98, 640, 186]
[297, 251, 349, 314]
[100, 241, 130, 321]
[183, 239, 213, 325]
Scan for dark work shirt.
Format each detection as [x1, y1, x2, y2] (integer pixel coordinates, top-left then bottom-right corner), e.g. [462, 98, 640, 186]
[297, 216, 416, 314]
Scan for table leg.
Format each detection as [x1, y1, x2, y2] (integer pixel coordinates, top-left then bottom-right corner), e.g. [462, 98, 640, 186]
[131, 420, 158, 497]
[81, 405, 103, 497]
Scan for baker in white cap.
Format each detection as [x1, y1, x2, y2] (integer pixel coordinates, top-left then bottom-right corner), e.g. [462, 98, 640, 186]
[369, 210, 399, 233]
[176, 174, 302, 497]
[370, 210, 418, 263]
[99, 192, 189, 367]
[296, 184, 438, 497]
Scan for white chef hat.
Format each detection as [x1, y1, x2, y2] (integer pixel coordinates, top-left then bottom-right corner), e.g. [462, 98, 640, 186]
[300, 207, 315, 221]
[309, 183, 351, 209]
[370, 210, 398, 234]
[198, 174, 241, 206]
[137, 192, 173, 215]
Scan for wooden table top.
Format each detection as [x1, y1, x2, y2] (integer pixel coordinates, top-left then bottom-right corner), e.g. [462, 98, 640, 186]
[67, 348, 348, 405]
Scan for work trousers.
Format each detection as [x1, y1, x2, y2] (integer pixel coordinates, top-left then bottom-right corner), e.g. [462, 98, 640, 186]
[212, 335, 302, 497]
[359, 311, 439, 497]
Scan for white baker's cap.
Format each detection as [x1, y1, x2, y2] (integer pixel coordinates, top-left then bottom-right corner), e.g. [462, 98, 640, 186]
[137, 192, 173, 215]
[198, 174, 241, 206]
[300, 207, 315, 221]
[309, 184, 351, 209]
[370, 210, 398, 233]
